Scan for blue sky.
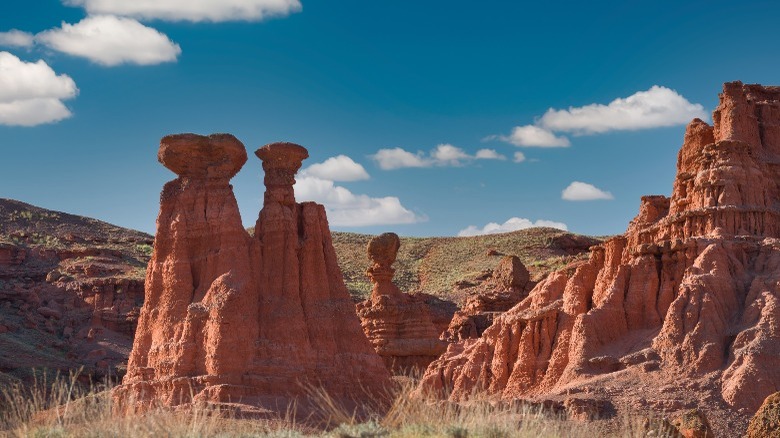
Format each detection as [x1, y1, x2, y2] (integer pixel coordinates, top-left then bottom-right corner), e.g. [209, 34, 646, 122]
[1, 0, 779, 237]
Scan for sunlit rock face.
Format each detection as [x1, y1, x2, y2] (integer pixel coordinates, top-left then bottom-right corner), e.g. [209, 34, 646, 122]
[116, 135, 390, 412]
[417, 82, 780, 433]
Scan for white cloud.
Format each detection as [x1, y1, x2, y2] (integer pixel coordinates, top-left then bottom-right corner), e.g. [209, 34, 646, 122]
[495, 86, 706, 148]
[458, 217, 568, 237]
[539, 86, 707, 135]
[63, 0, 302, 22]
[475, 148, 506, 160]
[36, 15, 181, 66]
[561, 181, 614, 201]
[300, 155, 369, 182]
[504, 125, 571, 147]
[0, 52, 78, 126]
[294, 176, 425, 227]
[513, 151, 526, 163]
[371, 147, 430, 170]
[431, 144, 471, 166]
[372, 144, 507, 170]
[0, 30, 34, 48]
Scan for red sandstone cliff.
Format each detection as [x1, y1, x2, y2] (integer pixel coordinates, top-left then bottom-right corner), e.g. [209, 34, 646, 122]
[356, 233, 446, 373]
[418, 82, 780, 434]
[116, 135, 389, 411]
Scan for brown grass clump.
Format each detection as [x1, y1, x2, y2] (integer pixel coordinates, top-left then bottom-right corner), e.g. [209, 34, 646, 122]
[0, 372, 683, 437]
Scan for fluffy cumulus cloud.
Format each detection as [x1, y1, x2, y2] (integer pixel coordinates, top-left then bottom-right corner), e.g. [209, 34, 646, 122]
[475, 148, 506, 160]
[372, 144, 506, 170]
[513, 151, 526, 163]
[561, 181, 614, 201]
[503, 125, 571, 147]
[294, 176, 424, 227]
[497, 86, 706, 147]
[539, 86, 708, 135]
[63, 0, 302, 22]
[300, 155, 369, 182]
[370, 147, 429, 170]
[0, 30, 35, 48]
[458, 217, 568, 237]
[0, 52, 78, 126]
[36, 15, 181, 66]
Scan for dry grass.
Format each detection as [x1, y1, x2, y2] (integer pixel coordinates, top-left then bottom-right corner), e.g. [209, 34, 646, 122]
[0, 373, 680, 438]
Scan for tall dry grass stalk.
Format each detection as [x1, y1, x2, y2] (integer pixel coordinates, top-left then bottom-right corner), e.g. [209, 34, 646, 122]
[0, 372, 681, 437]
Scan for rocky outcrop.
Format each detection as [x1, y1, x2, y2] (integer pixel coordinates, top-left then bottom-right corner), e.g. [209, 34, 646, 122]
[417, 82, 780, 434]
[116, 135, 390, 411]
[0, 199, 151, 383]
[442, 255, 533, 342]
[746, 392, 780, 438]
[356, 233, 446, 373]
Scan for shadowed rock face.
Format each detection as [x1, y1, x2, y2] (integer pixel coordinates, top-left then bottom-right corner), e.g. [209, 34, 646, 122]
[356, 233, 446, 373]
[116, 135, 390, 411]
[417, 82, 780, 433]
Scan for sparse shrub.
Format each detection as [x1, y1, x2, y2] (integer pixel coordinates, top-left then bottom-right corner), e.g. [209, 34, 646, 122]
[331, 420, 389, 438]
[135, 243, 154, 257]
[446, 425, 468, 438]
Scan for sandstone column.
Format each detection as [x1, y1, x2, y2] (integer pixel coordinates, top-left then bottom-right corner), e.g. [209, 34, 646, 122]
[356, 233, 446, 373]
[120, 134, 258, 407]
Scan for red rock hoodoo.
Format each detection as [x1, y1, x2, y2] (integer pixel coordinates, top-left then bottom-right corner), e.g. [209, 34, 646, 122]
[418, 82, 780, 433]
[442, 255, 534, 343]
[116, 135, 390, 411]
[356, 233, 446, 373]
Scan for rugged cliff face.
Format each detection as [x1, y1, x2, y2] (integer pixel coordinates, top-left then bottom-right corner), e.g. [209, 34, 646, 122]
[356, 233, 446, 373]
[418, 82, 780, 433]
[116, 135, 390, 412]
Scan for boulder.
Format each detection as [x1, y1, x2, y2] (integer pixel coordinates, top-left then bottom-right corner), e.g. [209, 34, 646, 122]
[746, 392, 780, 438]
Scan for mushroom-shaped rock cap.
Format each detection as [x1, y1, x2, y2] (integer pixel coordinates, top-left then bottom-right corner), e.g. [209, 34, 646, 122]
[255, 142, 309, 168]
[159, 133, 247, 179]
[367, 232, 401, 267]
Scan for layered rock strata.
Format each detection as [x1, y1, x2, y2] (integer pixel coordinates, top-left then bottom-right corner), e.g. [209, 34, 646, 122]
[442, 255, 534, 342]
[356, 233, 446, 373]
[116, 135, 389, 411]
[418, 82, 780, 433]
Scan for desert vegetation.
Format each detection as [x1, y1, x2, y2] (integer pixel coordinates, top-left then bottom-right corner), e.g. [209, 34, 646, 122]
[331, 228, 600, 301]
[0, 373, 681, 438]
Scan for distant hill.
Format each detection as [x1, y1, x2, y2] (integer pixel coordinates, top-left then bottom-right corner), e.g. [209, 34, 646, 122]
[331, 228, 602, 302]
[0, 198, 153, 264]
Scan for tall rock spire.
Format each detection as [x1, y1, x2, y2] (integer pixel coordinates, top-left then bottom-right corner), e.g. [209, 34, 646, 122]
[117, 136, 389, 412]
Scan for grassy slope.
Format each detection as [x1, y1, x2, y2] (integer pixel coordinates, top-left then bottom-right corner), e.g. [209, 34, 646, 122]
[332, 228, 602, 302]
[0, 198, 153, 276]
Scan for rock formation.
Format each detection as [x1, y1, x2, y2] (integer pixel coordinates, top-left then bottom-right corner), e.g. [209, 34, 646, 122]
[442, 255, 533, 342]
[418, 82, 780, 434]
[356, 233, 446, 373]
[746, 392, 780, 438]
[116, 135, 390, 411]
